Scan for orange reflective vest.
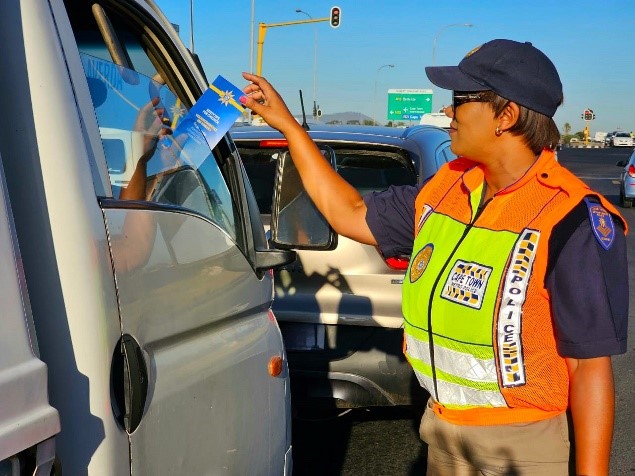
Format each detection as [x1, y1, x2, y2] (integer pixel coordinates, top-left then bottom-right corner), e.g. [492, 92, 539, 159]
[402, 149, 626, 425]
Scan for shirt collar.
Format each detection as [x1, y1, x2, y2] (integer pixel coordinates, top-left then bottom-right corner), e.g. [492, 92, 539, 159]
[461, 149, 557, 196]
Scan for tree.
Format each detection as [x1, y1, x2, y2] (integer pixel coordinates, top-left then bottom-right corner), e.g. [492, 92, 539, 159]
[563, 123, 571, 135]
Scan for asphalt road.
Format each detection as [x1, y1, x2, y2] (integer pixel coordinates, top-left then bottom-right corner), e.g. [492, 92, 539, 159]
[291, 147, 635, 476]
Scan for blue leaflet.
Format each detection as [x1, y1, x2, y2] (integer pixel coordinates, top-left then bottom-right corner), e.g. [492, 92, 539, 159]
[173, 75, 244, 151]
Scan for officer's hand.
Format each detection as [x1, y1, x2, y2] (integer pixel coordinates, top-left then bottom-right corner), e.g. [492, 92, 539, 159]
[240, 72, 299, 133]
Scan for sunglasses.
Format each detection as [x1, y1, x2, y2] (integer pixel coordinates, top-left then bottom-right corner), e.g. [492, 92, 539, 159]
[452, 91, 489, 110]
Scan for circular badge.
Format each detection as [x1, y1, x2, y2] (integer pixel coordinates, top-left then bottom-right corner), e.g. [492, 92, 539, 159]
[409, 244, 434, 283]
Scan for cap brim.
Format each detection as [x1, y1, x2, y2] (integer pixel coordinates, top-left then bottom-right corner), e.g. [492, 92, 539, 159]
[425, 66, 487, 92]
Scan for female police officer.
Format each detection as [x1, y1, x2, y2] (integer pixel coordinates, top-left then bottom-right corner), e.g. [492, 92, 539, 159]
[240, 39, 628, 475]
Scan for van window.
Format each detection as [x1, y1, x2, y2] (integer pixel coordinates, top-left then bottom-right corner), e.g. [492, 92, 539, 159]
[69, 4, 239, 241]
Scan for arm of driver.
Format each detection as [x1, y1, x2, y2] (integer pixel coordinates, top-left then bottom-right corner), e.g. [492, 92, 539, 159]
[240, 72, 377, 246]
[566, 355, 614, 475]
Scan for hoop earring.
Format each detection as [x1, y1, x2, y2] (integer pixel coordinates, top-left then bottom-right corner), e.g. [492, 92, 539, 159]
[495, 127, 503, 137]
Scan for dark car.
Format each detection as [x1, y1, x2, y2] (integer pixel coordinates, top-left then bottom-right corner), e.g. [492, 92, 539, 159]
[231, 124, 455, 413]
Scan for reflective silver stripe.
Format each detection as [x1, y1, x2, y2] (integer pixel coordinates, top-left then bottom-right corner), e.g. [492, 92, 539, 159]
[406, 333, 498, 383]
[497, 229, 539, 387]
[411, 367, 507, 407]
[406, 333, 506, 407]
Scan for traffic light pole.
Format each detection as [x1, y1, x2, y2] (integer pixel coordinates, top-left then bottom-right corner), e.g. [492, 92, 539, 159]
[256, 18, 329, 77]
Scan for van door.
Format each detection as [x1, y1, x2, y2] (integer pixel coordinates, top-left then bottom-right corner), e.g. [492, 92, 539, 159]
[62, 1, 291, 474]
[0, 155, 60, 474]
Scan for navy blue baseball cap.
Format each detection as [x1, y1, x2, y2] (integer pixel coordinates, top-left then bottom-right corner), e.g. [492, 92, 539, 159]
[425, 39, 563, 117]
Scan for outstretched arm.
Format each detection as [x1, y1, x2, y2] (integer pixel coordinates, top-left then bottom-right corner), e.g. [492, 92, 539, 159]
[239, 72, 377, 246]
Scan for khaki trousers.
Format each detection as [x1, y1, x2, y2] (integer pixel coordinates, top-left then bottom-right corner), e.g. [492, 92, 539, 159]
[419, 401, 572, 475]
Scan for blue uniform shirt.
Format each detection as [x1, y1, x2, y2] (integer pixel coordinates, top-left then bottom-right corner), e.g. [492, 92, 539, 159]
[364, 185, 628, 359]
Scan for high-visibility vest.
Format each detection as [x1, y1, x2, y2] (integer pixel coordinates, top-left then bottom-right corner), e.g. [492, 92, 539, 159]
[403, 149, 626, 425]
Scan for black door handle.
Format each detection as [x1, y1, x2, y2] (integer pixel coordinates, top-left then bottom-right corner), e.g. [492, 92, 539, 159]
[111, 334, 148, 433]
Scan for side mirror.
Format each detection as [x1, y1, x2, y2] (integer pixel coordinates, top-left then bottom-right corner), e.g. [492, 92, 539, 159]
[616, 160, 627, 167]
[270, 146, 337, 250]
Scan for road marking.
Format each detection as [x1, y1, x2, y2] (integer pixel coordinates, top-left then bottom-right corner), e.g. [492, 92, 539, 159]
[575, 176, 621, 181]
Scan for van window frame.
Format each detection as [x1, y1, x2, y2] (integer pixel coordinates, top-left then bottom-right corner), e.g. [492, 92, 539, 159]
[66, 0, 254, 258]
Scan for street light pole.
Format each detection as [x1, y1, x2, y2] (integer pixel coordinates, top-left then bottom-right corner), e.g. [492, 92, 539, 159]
[431, 23, 473, 67]
[248, 0, 255, 123]
[296, 9, 318, 119]
[189, 0, 195, 52]
[431, 23, 473, 111]
[373, 64, 394, 126]
[250, 0, 255, 73]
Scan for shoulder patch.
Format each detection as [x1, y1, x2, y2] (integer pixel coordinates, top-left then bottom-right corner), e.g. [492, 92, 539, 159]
[584, 198, 615, 250]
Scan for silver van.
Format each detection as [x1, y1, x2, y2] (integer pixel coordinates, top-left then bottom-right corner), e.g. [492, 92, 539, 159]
[0, 0, 317, 473]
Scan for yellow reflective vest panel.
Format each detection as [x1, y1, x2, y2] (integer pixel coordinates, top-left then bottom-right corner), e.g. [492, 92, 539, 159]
[402, 149, 625, 425]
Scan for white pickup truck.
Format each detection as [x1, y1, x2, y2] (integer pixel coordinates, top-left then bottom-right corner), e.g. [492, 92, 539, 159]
[594, 131, 608, 143]
[0, 0, 333, 473]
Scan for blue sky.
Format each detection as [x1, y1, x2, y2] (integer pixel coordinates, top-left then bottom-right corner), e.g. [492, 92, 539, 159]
[155, 0, 635, 134]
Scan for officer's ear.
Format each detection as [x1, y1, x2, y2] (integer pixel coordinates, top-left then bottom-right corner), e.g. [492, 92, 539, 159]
[497, 101, 521, 130]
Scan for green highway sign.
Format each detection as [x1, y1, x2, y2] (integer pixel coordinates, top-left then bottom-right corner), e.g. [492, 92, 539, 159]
[386, 89, 433, 121]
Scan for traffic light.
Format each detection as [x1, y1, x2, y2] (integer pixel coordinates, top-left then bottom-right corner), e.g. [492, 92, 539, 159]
[330, 6, 341, 28]
[581, 108, 595, 121]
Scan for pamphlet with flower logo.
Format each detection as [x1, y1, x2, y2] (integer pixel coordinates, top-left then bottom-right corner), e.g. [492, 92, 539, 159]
[172, 75, 244, 151]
